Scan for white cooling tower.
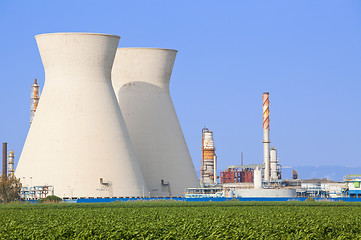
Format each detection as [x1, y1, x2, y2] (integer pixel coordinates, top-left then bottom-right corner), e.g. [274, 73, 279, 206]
[16, 33, 148, 198]
[112, 48, 200, 197]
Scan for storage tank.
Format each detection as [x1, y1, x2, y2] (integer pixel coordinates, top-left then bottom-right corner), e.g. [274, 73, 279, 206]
[16, 33, 147, 198]
[254, 167, 262, 189]
[270, 147, 278, 181]
[112, 48, 200, 197]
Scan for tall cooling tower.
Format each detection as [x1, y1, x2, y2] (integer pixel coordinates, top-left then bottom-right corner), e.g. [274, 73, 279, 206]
[112, 48, 200, 197]
[16, 33, 148, 198]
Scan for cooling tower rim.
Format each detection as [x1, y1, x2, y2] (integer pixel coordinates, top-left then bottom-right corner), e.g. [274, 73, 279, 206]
[35, 32, 121, 39]
[117, 47, 178, 52]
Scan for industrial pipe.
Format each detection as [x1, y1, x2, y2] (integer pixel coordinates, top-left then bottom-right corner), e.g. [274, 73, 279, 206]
[213, 155, 217, 184]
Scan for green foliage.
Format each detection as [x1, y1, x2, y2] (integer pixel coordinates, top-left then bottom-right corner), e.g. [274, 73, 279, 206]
[0, 201, 360, 239]
[38, 195, 62, 203]
[0, 175, 22, 204]
[305, 197, 316, 202]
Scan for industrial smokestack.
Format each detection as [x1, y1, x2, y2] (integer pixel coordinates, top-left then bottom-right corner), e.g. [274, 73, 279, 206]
[262, 92, 270, 181]
[2, 143, 7, 179]
[241, 152, 243, 167]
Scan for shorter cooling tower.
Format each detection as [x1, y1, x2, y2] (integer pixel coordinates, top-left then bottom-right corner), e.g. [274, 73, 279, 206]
[112, 48, 200, 197]
[16, 33, 147, 198]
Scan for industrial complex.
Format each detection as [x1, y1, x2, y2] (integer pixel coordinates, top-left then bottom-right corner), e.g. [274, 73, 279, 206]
[1, 32, 360, 202]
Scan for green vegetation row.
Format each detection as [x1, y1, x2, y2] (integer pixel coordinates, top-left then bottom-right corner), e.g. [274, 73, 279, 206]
[0, 201, 361, 239]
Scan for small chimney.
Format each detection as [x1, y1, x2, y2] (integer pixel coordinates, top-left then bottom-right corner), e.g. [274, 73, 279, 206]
[2, 143, 7, 180]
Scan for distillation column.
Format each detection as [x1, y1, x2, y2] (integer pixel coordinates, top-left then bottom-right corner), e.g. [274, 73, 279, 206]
[262, 92, 270, 181]
[201, 127, 217, 185]
[7, 150, 14, 177]
[30, 79, 40, 125]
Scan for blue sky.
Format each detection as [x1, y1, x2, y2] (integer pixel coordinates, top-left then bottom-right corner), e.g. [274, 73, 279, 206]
[1, 1, 360, 179]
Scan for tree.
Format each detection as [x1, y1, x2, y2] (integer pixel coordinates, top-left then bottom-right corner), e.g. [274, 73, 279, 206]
[38, 195, 62, 203]
[0, 175, 22, 203]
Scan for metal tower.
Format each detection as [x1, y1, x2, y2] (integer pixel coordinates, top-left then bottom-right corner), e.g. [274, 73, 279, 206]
[30, 79, 40, 125]
[7, 150, 14, 176]
[201, 127, 217, 185]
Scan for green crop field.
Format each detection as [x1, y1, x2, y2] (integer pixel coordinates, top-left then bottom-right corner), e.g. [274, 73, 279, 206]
[0, 201, 361, 239]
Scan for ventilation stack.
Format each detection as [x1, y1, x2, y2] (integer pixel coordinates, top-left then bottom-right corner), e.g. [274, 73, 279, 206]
[16, 33, 147, 198]
[201, 127, 217, 185]
[112, 48, 200, 197]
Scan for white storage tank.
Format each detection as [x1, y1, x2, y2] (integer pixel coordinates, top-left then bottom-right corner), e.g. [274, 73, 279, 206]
[270, 147, 278, 181]
[112, 48, 200, 197]
[16, 33, 147, 198]
[254, 167, 262, 189]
